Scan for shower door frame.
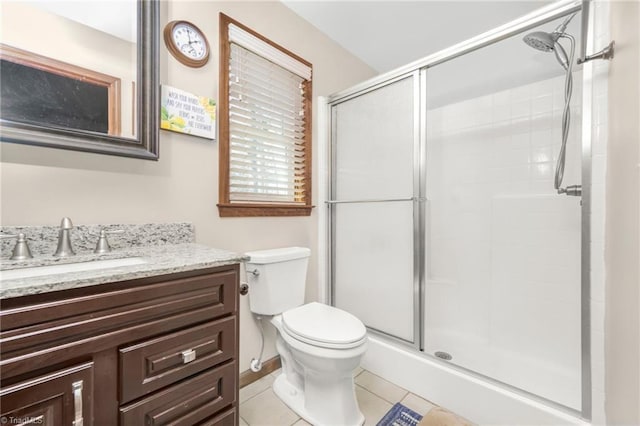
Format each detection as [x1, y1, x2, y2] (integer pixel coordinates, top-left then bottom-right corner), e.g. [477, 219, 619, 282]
[327, 69, 423, 349]
[326, 0, 592, 419]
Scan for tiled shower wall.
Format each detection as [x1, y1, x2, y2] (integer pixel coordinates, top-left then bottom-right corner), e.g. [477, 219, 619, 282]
[425, 72, 583, 408]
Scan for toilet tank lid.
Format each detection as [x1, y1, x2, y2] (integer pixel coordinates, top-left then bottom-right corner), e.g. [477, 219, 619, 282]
[245, 247, 310, 264]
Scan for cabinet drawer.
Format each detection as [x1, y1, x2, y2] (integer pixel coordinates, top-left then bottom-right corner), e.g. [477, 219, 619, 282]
[120, 361, 236, 426]
[1, 272, 237, 355]
[120, 316, 236, 403]
[0, 362, 93, 426]
[1, 268, 238, 379]
[197, 408, 236, 426]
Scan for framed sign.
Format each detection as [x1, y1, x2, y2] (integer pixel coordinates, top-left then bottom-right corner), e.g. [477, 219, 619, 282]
[160, 85, 216, 139]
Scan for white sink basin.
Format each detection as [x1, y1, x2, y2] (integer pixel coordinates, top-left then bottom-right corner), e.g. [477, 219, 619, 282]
[0, 257, 148, 281]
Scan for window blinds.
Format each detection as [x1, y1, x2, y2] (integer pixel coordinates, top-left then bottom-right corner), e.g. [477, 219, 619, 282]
[228, 39, 309, 204]
[228, 24, 312, 80]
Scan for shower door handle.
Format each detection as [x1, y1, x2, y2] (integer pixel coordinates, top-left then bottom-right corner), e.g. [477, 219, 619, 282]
[325, 197, 426, 204]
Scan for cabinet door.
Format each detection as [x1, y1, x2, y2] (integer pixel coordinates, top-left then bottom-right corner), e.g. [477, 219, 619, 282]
[0, 362, 93, 426]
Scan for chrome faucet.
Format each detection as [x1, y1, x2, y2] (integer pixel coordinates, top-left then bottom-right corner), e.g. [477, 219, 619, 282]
[53, 217, 75, 257]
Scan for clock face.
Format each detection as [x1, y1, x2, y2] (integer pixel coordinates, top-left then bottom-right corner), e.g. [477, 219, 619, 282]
[171, 23, 208, 61]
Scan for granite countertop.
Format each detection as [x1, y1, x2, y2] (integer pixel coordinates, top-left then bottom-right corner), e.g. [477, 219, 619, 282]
[0, 243, 249, 300]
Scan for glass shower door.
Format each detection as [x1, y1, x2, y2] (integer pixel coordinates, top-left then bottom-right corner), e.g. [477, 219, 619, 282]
[423, 13, 583, 409]
[331, 74, 418, 343]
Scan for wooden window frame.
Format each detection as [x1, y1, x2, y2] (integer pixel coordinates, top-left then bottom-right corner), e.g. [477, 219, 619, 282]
[217, 14, 313, 217]
[0, 44, 121, 135]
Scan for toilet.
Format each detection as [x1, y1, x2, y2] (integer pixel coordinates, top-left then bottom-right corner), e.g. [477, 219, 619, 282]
[245, 247, 367, 426]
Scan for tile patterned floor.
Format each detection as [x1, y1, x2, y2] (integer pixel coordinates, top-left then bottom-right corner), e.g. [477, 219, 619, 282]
[239, 367, 438, 426]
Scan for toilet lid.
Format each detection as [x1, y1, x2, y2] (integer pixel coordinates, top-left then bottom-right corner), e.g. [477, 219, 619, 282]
[282, 302, 367, 348]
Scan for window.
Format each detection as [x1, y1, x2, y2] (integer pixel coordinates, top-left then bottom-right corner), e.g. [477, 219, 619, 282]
[218, 14, 313, 217]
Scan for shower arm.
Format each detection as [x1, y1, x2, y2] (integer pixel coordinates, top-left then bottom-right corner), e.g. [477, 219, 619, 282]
[578, 41, 615, 65]
[554, 12, 576, 37]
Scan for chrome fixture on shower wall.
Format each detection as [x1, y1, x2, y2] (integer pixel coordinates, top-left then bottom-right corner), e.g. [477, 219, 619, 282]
[523, 13, 615, 197]
[523, 13, 580, 196]
[523, 12, 575, 56]
[578, 41, 615, 64]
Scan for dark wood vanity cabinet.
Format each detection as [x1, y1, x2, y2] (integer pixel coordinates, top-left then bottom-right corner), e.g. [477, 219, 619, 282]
[0, 264, 240, 426]
[1, 362, 93, 426]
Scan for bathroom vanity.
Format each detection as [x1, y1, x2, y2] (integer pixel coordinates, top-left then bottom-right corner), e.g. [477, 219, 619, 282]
[0, 224, 246, 425]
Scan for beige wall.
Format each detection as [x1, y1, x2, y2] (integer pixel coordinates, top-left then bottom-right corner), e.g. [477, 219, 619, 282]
[0, 1, 376, 373]
[605, 0, 640, 423]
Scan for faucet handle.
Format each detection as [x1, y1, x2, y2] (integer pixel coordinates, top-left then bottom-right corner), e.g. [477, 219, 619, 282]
[94, 229, 124, 254]
[1, 233, 34, 260]
[60, 217, 74, 230]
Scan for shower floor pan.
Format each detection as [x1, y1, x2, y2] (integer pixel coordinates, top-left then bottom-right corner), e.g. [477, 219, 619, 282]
[361, 334, 586, 425]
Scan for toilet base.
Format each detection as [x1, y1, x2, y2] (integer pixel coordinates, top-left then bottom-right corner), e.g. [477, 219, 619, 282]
[273, 373, 364, 426]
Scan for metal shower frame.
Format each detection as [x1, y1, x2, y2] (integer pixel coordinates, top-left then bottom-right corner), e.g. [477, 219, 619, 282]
[326, 0, 593, 419]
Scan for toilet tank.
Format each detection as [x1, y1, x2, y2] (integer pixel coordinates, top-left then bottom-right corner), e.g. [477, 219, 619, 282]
[245, 247, 310, 315]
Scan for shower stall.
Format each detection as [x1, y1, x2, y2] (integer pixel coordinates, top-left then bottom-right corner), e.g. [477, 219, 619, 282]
[326, 0, 594, 423]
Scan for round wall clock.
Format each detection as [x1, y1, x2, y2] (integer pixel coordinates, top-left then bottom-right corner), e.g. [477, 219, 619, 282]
[163, 20, 210, 68]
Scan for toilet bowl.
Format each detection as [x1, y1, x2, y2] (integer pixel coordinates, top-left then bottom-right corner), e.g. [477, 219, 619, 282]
[272, 303, 367, 426]
[245, 248, 367, 426]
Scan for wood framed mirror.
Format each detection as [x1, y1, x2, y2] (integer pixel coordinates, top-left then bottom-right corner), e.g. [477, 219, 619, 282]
[0, 0, 159, 160]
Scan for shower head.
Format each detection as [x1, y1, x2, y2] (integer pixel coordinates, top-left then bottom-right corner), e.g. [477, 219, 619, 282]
[522, 12, 577, 53]
[523, 31, 557, 52]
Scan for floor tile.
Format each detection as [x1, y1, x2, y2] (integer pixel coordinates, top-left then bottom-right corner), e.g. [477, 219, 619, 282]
[240, 388, 299, 426]
[240, 374, 275, 404]
[240, 369, 454, 426]
[355, 370, 409, 403]
[401, 392, 437, 416]
[355, 385, 393, 426]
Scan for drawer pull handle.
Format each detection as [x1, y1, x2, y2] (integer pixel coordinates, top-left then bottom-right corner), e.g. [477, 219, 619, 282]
[182, 349, 196, 364]
[72, 380, 83, 426]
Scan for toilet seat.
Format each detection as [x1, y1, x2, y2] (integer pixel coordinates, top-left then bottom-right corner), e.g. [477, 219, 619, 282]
[282, 302, 367, 349]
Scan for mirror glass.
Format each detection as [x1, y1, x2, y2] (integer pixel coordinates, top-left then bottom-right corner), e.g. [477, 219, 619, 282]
[0, 0, 158, 159]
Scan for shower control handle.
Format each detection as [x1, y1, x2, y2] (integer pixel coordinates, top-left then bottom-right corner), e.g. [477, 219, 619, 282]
[558, 185, 582, 197]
